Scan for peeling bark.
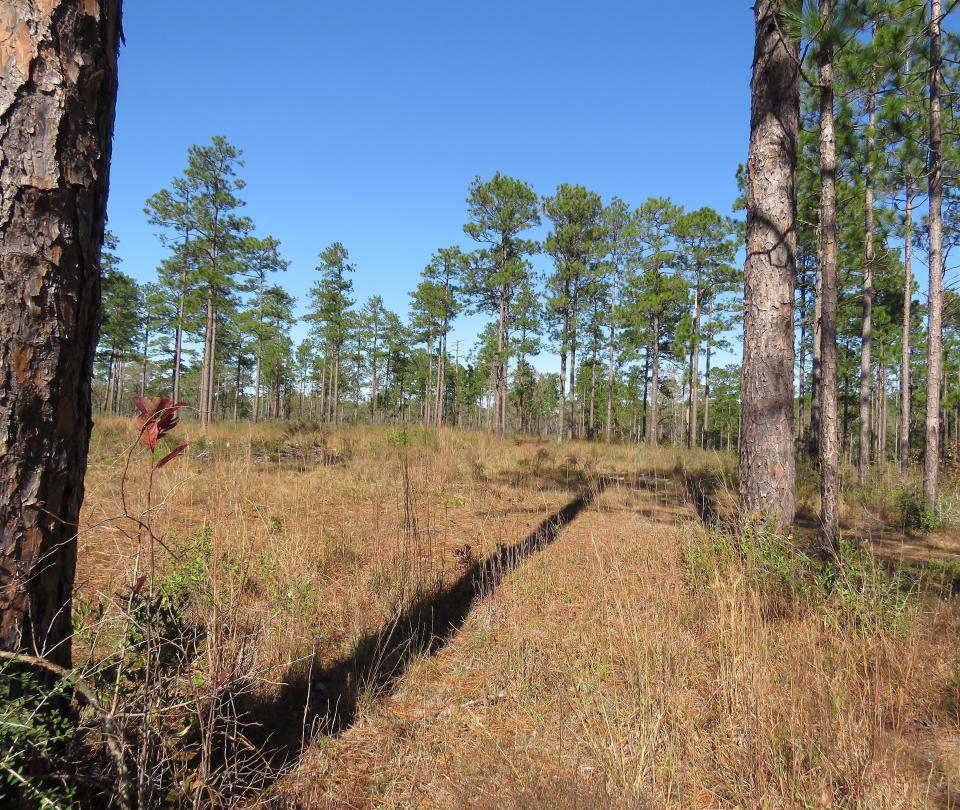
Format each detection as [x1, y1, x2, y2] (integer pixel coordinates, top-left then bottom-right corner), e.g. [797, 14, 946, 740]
[0, 0, 122, 667]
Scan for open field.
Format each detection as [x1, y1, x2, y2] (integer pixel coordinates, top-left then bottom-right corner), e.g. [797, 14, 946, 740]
[71, 418, 960, 808]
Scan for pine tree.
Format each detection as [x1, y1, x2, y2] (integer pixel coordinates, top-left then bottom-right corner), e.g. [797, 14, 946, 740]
[463, 173, 540, 434]
[675, 208, 738, 449]
[629, 198, 685, 446]
[739, 0, 799, 526]
[307, 243, 355, 424]
[543, 184, 605, 440]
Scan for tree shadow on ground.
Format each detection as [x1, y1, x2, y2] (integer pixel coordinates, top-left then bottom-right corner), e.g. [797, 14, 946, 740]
[238, 474, 610, 774]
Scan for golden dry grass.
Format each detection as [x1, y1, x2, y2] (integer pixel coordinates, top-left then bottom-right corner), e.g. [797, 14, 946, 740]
[75, 417, 960, 808]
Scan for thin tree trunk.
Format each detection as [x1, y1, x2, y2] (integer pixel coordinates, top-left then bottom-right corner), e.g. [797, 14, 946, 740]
[172, 280, 185, 404]
[818, 0, 840, 549]
[688, 274, 701, 449]
[924, 0, 944, 506]
[798, 275, 808, 444]
[702, 304, 713, 449]
[140, 324, 150, 397]
[568, 295, 578, 441]
[333, 350, 341, 425]
[648, 315, 660, 446]
[858, 52, 877, 484]
[200, 288, 215, 427]
[739, 0, 798, 526]
[253, 334, 262, 423]
[810, 249, 823, 459]
[589, 354, 597, 438]
[558, 343, 567, 442]
[606, 269, 617, 442]
[900, 183, 913, 471]
[641, 347, 650, 441]
[0, 0, 121, 667]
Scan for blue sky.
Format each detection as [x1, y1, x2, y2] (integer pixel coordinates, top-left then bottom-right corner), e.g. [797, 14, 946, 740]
[107, 1, 754, 368]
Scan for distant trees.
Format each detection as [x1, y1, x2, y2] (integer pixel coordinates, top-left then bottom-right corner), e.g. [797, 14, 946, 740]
[105, 143, 746, 444]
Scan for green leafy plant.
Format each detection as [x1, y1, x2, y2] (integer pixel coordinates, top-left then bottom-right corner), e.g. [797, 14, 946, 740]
[896, 489, 941, 532]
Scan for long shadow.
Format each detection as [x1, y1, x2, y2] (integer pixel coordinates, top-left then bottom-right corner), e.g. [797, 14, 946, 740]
[242, 475, 609, 769]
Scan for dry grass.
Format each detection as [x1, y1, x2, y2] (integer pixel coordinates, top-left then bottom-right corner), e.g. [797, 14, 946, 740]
[73, 418, 960, 808]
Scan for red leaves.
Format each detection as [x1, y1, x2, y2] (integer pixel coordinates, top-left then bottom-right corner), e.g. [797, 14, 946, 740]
[156, 442, 189, 469]
[132, 396, 188, 464]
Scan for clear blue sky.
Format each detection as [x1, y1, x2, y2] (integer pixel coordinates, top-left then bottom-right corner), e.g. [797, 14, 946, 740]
[107, 1, 754, 367]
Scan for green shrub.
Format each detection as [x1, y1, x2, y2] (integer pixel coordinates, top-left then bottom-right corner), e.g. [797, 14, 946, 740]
[896, 489, 941, 532]
[0, 663, 78, 807]
[681, 519, 817, 617]
[819, 538, 915, 635]
[682, 522, 916, 632]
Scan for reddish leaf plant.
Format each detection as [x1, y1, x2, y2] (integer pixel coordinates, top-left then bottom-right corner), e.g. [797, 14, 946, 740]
[132, 396, 189, 467]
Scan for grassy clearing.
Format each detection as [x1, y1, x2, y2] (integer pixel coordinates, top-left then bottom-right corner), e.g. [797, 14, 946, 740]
[61, 418, 960, 807]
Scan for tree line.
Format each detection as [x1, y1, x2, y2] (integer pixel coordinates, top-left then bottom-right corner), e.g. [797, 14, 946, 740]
[98, 143, 747, 445]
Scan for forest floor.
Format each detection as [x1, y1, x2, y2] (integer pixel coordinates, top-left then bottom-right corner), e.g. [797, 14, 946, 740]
[75, 419, 960, 808]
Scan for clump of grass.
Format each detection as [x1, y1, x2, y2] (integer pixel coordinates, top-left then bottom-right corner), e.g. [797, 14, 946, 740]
[681, 518, 817, 617]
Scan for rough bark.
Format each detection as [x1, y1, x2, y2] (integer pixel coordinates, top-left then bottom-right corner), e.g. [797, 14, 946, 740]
[0, 0, 121, 667]
[817, 0, 841, 549]
[924, 0, 944, 506]
[738, 0, 798, 526]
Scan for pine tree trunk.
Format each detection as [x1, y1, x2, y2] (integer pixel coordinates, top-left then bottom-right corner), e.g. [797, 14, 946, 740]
[253, 334, 262, 422]
[140, 325, 150, 396]
[172, 282, 185, 404]
[606, 272, 617, 442]
[900, 183, 913, 472]
[200, 288, 216, 426]
[589, 354, 597, 438]
[702, 307, 712, 449]
[568, 296, 578, 441]
[641, 347, 650, 441]
[739, 0, 798, 526]
[370, 332, 379, 422]
[924, 0, 944, 506]
[496, 284, 508, 434]
[435, 331, 446, 426]
[817, 0, 840, 549]
[810, 252, 823, 459]
[558, 345, 567, 442]
[858, 58, 877, 484]
[333, 350, 341, 425]
[0, 0, 121, 667]
[688, 275, 701, 449]
[648, 316, 660, 446]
